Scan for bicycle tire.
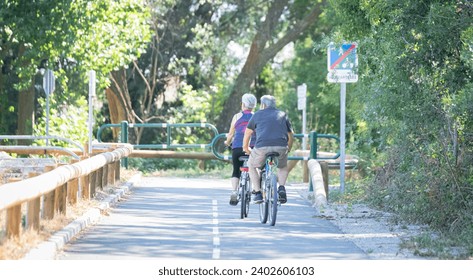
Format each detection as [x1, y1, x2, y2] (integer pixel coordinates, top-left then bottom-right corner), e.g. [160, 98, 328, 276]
[240, 173, 248, 219]
[259, 172, 268, 224]
[244, 176, 250, 217]
[268, 173, 278, 226]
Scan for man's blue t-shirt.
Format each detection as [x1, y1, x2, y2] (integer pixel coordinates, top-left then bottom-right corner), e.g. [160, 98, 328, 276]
[246, 107, 293, 148]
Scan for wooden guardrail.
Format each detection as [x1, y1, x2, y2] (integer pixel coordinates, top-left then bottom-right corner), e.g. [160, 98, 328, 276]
[0, 144, 133, 239]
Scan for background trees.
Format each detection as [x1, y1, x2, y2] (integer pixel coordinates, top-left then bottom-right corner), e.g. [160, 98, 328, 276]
[215, 0, 325, 132]
[0, 0, 151, 145]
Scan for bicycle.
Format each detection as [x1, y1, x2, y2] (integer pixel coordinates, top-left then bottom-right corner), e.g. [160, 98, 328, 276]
[258, 152, 280, 226]
[238, 156, 251, 219]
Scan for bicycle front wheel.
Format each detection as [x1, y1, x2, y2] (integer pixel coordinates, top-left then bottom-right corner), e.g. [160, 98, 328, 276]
[268, 173, 278, 226]
[259, 173, 268, 224]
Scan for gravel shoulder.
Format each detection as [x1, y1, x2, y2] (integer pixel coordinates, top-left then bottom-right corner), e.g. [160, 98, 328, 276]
[297, 186, 431, 260]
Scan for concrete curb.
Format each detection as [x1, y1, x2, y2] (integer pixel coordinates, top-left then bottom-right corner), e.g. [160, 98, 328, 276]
[21, 172, 142, 260]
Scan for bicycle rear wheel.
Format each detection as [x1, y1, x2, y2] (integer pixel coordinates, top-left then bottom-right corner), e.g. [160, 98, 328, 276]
[244, 176, 250, 217]
[259, 172, 268, 224]
[240, 173, 248, 219]
[268, 173, 278, 226]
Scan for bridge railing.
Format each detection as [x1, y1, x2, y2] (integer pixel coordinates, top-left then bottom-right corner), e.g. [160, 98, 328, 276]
[0, 144, 133, 240]
[97, 121, 219, 150]
[0, 135, 84, 160]
[97, 122, 343, 161]
[210, 131, 341, 161]
[96, 121, 354, 170]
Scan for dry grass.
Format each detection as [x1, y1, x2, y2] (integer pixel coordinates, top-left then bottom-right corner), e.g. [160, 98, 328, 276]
[0, 168, 138, 260]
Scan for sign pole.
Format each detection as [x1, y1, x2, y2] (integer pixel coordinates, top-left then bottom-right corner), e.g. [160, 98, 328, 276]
[302, 105, 307, 149]
[46, 93, 50, 146]
[43, 69, 55, 146]
[88, 70, 96, 155]
[340, 83, 346, 193]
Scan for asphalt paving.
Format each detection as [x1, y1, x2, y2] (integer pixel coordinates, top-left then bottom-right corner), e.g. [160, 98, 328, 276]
[55, 176, 367, 260]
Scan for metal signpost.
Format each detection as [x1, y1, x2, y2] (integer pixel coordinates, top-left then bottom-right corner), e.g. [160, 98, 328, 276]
[43, 69, 55, 146]
[327, 42, 358, 193]
[297, 83, 307, 149]
[88, 70, 96, 155]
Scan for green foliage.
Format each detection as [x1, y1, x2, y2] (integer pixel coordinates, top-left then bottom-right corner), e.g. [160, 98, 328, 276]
[0, 0, 151, 140]
[329, 0, 473, 255]
[33, 95, 89, 147]
[128, 157, 229, 175]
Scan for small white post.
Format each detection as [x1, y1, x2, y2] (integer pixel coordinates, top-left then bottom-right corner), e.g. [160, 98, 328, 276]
[297, 83, 308, 149]
[88, 70, 96, 155]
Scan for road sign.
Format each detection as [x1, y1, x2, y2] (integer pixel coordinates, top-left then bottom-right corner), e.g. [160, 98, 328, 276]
[297, 83, 307, 110]
[43, 69, 55, 95]
[297, 83, 308, 149]
[326, 42, 358, 192]
[327, 43, 358, 83]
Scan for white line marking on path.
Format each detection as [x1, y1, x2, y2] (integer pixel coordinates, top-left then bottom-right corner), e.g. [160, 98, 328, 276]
[212, 199, 220, 259]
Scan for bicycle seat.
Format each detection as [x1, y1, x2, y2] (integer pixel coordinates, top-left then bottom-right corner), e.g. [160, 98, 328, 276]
[265, 152, 280, 158]
[238, 156, 249, 161]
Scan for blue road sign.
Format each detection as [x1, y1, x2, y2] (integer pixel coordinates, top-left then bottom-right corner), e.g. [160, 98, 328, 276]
[327, 43, 358, 83]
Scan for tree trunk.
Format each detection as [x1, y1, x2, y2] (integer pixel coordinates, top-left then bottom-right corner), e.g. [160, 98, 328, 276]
[105, 88, 126, 141]
[17, 82, 35, 145]
[216, 1, 323, 132]
[106, 69, 137, 143]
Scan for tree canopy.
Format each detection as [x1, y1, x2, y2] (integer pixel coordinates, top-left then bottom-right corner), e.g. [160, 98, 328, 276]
[0, 0, 151, 143]
[329, 0, 473, 248]
[2, 0, 473, 256]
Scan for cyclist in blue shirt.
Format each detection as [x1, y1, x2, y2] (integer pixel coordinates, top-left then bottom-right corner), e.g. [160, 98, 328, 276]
[224, 93, 257, 205]
[242, 95, 294, 204]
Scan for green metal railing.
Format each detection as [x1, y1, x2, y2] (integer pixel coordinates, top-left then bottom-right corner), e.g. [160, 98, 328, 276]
[97, 122, 343, 175]
[210, 131, 340, 161]
[97, 121, 219, 150]
[97, 121, 219, 168]
[98, 122, 339, 160]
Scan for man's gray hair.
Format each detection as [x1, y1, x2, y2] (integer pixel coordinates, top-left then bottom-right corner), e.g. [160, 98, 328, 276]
[260, 95, 276, 108]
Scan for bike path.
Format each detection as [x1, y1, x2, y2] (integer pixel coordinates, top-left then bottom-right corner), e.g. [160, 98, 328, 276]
[57, 176, 368, 260]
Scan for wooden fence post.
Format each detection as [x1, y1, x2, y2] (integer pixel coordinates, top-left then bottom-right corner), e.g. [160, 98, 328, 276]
[115, 161, 120, 182]
[55, 183, 67, 215]
[81, 174, 90, 200]
[67, 178, 79, 205]
[80, 155, 90, 200]
[43, 165, 56, 220]
[67, 159, 79, 205]
[89, 171, 97, 198]
[96, 167, 103, 190]
[108, 163, 115, 186]
[102, 165, 108, 188]
[6, 177, 22, 238]
[26, 172, 41, 231]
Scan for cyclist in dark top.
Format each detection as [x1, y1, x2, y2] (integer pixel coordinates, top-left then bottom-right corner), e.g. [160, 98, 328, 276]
[224, 93, 257, 205]
[242, 95, 294, 204]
